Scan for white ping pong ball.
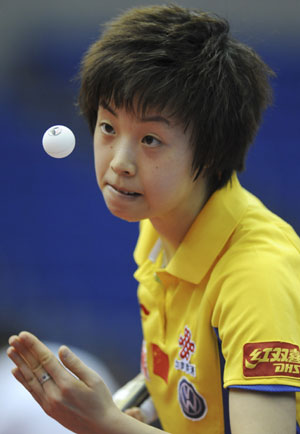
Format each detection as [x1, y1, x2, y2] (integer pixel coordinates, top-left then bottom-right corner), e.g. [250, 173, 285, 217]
[42, 125, 75, 158]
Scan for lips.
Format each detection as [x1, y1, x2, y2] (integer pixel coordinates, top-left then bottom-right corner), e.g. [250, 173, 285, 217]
[109, 184, 141, 197]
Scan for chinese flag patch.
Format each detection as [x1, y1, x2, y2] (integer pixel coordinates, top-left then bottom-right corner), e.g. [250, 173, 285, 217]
[152, 343, 169, 383]
[243, 341, 300, 378]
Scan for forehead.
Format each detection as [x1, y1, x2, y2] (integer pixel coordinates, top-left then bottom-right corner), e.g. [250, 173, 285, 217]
[100, 99, 184, 129]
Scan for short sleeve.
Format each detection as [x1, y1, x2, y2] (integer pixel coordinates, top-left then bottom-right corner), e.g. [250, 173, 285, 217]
[212, 248, 300, 389]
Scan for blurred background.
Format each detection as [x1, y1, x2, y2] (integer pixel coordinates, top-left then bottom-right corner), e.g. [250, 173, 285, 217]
[0, 0, 299, 387]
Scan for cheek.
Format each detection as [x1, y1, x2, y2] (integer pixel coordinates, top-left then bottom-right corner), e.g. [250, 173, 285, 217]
[93, 145, 111, 188]
[145, 164, 183, 198]
[150, 160, 194, 203]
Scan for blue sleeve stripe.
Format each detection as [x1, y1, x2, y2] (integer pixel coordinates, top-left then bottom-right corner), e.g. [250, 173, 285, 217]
[213, 327, 231, 433]
[229, 384, 300, 392]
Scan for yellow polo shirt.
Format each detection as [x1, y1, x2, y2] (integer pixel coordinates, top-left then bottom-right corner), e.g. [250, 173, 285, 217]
[134, 173, 300, 434]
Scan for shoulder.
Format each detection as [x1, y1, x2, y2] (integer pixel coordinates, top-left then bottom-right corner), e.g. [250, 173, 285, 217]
[215, 189, 300, 279]
[210, 195, 300, 310]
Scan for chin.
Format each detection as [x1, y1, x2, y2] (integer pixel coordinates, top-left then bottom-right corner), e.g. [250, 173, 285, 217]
[109, 209, 142, 223]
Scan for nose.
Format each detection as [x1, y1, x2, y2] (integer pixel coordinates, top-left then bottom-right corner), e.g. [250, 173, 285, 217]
[110, 142, 136, 176]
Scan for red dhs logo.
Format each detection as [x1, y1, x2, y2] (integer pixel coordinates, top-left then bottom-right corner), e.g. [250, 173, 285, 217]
[243, 341, 300, 378]
[175, 326, 196, 377]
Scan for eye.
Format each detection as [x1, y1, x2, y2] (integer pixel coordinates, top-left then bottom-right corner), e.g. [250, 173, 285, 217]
[142, 135, 161, 147]
[100, 122, 115, 135]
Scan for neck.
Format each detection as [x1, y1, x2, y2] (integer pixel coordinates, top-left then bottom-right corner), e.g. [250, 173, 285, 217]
[150, 190, 210, 265]
[152, 220, 187, 265]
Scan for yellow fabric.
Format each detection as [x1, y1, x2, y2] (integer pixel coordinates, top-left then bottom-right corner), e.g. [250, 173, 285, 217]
[134, 173, 300, 434]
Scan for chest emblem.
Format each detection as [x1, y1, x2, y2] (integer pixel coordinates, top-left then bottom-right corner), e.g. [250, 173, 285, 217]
[175, 326, 196, 377]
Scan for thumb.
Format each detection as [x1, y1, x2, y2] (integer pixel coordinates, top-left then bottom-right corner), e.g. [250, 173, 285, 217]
[58, 346, 98, 387]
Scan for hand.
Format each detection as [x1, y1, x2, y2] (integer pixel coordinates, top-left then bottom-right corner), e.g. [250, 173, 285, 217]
[7, 331, 121, 434]
[124, 407, 145, 422]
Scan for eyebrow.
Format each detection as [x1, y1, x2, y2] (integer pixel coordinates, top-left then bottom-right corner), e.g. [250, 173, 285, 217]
[101, 103, 170, 126]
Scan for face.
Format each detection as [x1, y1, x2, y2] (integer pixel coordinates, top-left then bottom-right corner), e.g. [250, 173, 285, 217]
[94, 103, 208, 229]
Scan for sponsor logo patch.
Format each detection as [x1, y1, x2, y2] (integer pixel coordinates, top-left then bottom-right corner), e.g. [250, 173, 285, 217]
[243, 342, 300, 378]
[141, 340, 149, 380]
[175, 326, 196, 377]
[178, 377, 207, 421]
[152, 343, 169, 383]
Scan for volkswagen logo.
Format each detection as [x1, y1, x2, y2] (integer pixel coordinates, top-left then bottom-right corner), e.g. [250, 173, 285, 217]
[178, 378, 207, 420]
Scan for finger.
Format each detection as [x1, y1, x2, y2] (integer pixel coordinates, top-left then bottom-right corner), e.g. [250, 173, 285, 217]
[16, 332, 72, 386]
[7, 346, 49, 399]
[8, 336, 57, 391]
[124, 407, 145, 422]
[58, 345, 101, 388]
[9, 335, 44, 371]
[12, 366, 43, 407]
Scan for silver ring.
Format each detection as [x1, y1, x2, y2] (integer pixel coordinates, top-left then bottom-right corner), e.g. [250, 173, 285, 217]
[39, 373, 52, 385]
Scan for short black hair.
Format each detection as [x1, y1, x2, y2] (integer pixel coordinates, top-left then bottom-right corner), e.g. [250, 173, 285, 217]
[79, 4, 275, 192]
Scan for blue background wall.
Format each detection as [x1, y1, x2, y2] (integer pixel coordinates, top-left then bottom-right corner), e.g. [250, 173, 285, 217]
[0, 0, 299, 383]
